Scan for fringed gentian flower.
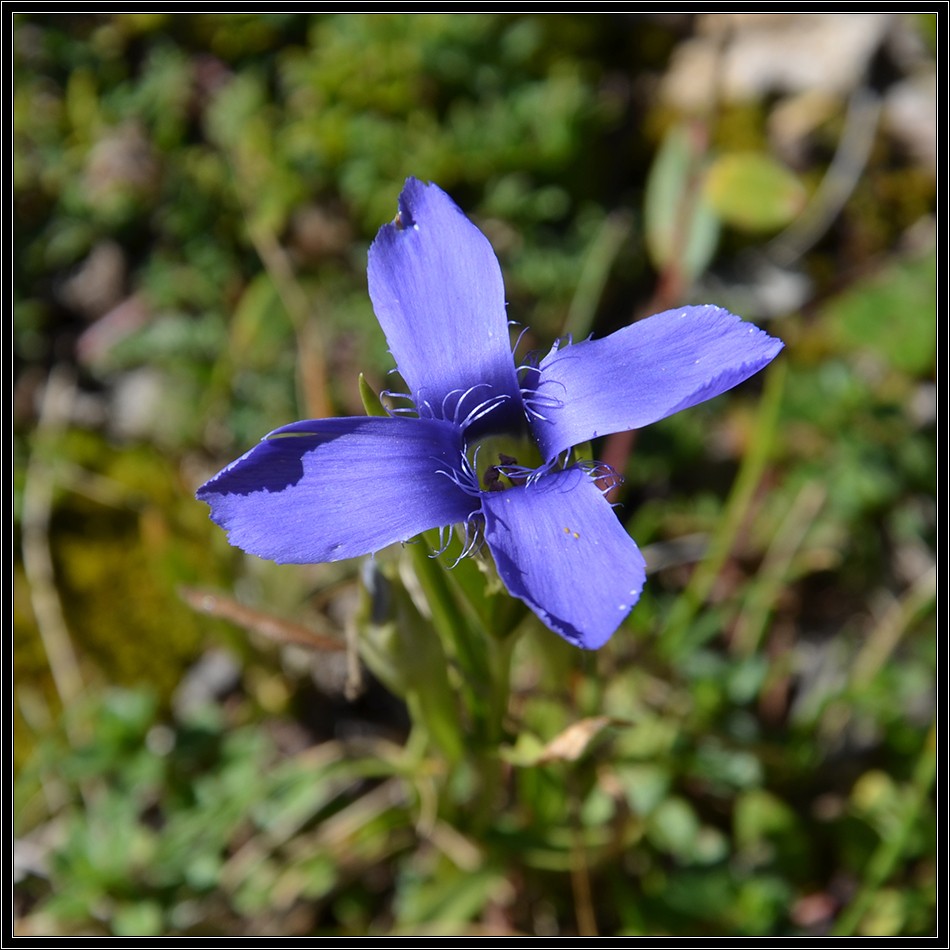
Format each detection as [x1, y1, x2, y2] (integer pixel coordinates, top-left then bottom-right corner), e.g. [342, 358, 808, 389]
[197, 178, 783, 649]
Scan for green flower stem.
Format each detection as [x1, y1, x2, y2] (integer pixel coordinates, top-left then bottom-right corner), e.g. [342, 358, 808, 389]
[406, 538, 486, 707]
[404, 536, 519, 837]
[406, 537, 518, 747]
[469, 611, 517, 832]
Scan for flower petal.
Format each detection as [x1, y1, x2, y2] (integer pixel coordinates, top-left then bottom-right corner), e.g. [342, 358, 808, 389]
[196, 417, 474, 563]
[367, 178, 524, 433]
[530, 305, 784, 460]
[481, 467, 646, 649]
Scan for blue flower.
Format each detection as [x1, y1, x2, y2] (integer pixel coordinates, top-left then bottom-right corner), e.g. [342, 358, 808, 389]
[197, 178, 783, 649]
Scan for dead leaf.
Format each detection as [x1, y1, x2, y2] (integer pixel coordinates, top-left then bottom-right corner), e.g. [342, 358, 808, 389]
[537, 716, 616, 764]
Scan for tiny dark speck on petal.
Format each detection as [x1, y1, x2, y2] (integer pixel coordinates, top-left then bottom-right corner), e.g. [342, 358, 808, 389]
[394, 211, 405, 230]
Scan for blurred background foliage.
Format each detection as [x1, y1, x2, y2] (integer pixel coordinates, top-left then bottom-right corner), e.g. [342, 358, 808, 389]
[13, 12, 936, 937]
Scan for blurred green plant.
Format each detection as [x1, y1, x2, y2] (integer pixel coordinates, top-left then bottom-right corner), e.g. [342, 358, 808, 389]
[14, 12, 935, 938]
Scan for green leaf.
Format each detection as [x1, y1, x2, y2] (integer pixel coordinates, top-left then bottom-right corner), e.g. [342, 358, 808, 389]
[734, 788, 798, 852]
[395, 855, 505, 930]
[358, 564, 466, 764]
[112, 901, 163, 937]
[644, 123, 720, 282]
[704, 151, 806, 232]
[646, 797, 701, 860]
[358, 372, 389, 417]
[823, 245, 937, 375]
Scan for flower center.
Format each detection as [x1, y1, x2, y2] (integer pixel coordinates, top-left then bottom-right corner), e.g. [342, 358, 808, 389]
[483, 453, 525, 492]
[467, 433, 542, 493]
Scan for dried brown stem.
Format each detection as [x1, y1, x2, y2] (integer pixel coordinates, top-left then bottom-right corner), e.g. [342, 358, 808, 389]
[179, 586, 345, 652]
[20, 366, 84, 711]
